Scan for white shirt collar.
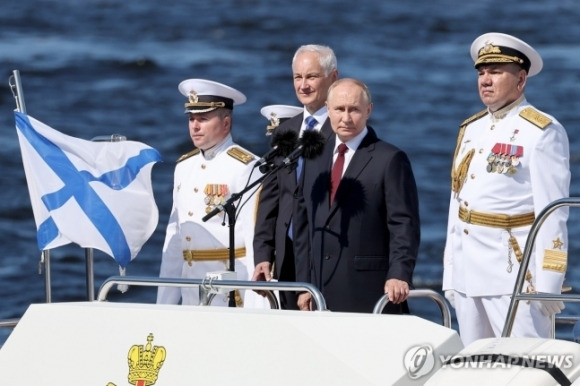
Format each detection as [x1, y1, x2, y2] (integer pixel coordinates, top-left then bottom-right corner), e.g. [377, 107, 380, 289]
[334, 127, 368, 153]
[202, 134, 233, 160]
[489, 94, 525, 122]
[302, 106, 328, 132]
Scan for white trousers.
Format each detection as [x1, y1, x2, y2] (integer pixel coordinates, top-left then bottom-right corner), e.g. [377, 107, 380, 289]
[455, 291, 551, 346]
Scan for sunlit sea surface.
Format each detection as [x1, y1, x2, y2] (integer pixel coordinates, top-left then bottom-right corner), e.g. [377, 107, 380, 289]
[2, 0, 580, 344]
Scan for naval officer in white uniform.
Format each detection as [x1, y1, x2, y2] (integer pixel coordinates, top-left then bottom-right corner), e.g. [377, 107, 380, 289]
[157, 79, 268, 308]
[443, 33, 570, 345]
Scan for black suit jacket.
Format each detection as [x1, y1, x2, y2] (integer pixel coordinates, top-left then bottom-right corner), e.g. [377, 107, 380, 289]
[253, 113, 333, 280]
[294, 127, 420, 312]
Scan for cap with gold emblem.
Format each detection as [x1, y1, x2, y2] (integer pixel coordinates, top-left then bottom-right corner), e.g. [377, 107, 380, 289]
[260, 104, 303, 135]
[470, 32, 543, 77]
[178, 79, 247, 114]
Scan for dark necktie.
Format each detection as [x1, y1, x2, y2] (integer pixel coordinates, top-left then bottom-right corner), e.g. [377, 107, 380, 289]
[305, 115, 318, 131]
[296, 116, 318, 181]
[288, 116, 318, 240]
[330, 143, 348, 204]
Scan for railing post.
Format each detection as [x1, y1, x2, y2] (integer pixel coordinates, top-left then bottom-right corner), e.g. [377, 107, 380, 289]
[502, 198, 580, 337]
[10, 70, 53, 303]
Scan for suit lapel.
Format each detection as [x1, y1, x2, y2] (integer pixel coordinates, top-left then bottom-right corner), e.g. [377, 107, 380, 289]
[320, 119, 333, 141]
[342, 135, 375, 181]
[289, 113, 333, 185]
[276, 113, 304, 187]
[308, 135, 335, 217]
[294, 116, 332, 195]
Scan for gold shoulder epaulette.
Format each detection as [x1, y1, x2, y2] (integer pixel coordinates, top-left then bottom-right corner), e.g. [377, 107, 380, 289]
[519, 107, 552, 129]
[460, 109, 488, 127]
[176, 148, 200, 163]
[227, 146, 255, 164]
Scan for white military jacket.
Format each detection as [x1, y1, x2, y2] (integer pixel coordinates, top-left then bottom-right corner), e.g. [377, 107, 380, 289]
[443, 97, 570, 297]
[157, 135, 265, 306]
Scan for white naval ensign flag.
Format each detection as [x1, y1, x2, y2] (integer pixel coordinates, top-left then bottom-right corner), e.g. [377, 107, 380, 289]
[14, 111, 162, 268]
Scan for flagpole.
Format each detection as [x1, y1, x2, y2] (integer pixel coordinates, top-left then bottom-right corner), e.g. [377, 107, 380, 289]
[9, 70, 27, 113]
[10, 69, 53, 304]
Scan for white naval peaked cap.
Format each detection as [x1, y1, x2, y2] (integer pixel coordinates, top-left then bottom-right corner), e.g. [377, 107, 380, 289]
[260, 104, 303, 134]
[178, 78, 247, 114]
[260, 104, 303, 121]
[470, 32, 543, 77]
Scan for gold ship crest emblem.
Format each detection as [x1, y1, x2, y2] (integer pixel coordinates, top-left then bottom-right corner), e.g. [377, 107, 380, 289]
[107, 333, 166, 386]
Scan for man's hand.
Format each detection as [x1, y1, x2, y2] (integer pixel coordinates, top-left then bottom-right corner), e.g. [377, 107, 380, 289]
[297, 292, 312, 311]
[384, 278, 410, 304]
[535, 300, 565, 316]
[251, 262, 272, 297]
[251, 262, 272, 281]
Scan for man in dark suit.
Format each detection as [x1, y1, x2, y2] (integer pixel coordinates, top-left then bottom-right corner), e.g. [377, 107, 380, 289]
[251, 45, 338, 309]
[294, 78, 420, 313]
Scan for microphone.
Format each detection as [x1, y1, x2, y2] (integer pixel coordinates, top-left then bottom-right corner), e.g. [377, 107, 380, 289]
[255, 130, 298, 167]
[282, 129, 325, 167]
[301, 129, 325, 159]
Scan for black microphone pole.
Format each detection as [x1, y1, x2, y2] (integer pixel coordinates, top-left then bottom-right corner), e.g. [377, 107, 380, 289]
[223, 202, 237, 307]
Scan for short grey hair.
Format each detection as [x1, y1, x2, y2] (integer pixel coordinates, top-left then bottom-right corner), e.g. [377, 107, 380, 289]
[292, 44, 337, 76]
[327, 78, 372, 104]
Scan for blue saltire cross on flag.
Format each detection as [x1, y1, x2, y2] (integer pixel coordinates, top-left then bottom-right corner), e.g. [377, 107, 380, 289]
[14, 111, 162, 268]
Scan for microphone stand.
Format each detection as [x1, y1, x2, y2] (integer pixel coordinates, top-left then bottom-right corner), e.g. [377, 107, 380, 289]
[201, 155, 299, 307]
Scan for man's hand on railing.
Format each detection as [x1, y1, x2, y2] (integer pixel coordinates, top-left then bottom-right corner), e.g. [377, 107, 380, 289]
[251, 261, 272, 282]
[384, 278, 410, 304]
[535, 299, 565, 316]
[251, 261, 273, 297]
[298, 292, 312, 311]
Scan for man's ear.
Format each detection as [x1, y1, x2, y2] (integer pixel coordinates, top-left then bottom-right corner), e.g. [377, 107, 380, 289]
[518, 70, 527, 91]
[223, 114, 232, 131]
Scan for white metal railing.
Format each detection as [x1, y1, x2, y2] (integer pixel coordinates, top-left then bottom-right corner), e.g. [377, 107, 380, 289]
[373, 289, 452, 328]
[503, 197, 580, 338]
[97, 276, 328, 311]
[1, 279, 456, 342]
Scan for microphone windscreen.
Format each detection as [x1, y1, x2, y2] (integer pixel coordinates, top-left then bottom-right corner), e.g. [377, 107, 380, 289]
[272, 130, 298, 157]
[301, 130, 325, 159]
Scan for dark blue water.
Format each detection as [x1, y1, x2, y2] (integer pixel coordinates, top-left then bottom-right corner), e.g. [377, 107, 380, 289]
[2, 0, 580, 343]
